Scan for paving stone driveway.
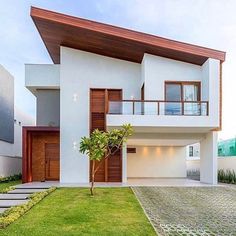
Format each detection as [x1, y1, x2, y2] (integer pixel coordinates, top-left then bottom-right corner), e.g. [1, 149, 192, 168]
[132, 186, 236, 236]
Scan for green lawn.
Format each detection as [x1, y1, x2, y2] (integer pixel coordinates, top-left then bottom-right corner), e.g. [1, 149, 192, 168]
[1, 188, 156, 236]
[0, 180, 21, 192]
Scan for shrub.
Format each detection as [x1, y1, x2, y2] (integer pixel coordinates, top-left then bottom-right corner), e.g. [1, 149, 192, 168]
[0, 187, 56, 228]
[218, 169, 236, 184]
[0, 186, 16, 194]
[0, 174, 22, 183]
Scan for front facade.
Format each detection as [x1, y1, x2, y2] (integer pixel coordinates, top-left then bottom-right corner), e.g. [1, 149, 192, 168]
[23, 7, 225, 184]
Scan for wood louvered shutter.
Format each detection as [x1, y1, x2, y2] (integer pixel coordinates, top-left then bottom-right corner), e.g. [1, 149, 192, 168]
[90, 89, 106, 132]
[107, 89, 122, 182]
[90, 89, 122, 182]
[107, 150, 122, 182]
[90, 89, 106, 182]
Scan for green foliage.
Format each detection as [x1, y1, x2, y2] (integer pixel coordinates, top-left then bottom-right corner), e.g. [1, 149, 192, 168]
[0, 174, 22, 183]
[218, 169, 236, 184]
[0, 187, 56, 228]
[80, 124, 133, 161]
[0, 186, 16, 194]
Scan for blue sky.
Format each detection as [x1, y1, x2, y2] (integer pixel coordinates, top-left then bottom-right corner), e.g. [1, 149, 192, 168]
[0, 0, 236, 139]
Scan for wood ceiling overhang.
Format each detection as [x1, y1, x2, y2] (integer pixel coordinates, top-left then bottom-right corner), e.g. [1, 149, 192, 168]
[31, 7, 226, 65]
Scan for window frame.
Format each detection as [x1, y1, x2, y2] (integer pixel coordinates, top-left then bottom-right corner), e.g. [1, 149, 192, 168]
[164, 81, 202, 116]
[165, 81, 201, 102]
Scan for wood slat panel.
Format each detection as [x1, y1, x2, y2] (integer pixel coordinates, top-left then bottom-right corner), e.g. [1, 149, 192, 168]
[108, 89, 122, 101]
[90, 89, 122, 182]
[91, 89, 105, 113]
[90, 89, 106, 182]
[91, 113, 105, 131]
[107, 150, 122, 182]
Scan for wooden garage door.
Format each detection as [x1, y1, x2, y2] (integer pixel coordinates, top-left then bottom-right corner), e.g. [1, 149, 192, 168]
[90, 89, 122, 182]
[45, 143, 60, 180]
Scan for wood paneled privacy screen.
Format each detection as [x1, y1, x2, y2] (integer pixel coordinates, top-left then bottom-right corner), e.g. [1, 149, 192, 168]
[90, 89, 122, 182]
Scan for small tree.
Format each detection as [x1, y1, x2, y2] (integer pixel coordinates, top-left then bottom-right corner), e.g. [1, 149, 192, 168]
[80, 124, 133, 196]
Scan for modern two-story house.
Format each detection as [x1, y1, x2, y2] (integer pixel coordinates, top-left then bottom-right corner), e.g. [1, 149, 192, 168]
[23, 7, 225, 185]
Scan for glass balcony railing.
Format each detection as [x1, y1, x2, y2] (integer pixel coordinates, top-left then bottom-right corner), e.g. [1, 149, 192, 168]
[108, 100, 208, 116]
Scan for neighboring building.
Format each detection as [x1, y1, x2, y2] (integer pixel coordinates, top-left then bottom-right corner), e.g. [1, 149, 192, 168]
[187, 139, 236, 175]
[218, 138, 236, 157]
[187, 138, 236, 158]
[23, 7, 226, 184]
[0, 65, 35, 177]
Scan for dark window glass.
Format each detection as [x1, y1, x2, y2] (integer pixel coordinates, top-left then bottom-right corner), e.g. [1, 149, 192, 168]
[166, 84, 181, 101]
[189, 146, 194, 157]
[165, 84, 181, 115]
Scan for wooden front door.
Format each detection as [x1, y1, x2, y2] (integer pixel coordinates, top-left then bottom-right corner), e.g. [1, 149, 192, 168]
[90, 88, 122, 182]
[31, 131, 60, 182]
[45, 143, 60, 180]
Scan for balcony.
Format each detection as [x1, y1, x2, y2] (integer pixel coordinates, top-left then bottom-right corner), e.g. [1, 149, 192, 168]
[108, 100, 208, 116]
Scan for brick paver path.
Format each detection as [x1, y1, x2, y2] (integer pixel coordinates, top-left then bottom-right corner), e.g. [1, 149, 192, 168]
[133, 186, 236, 236]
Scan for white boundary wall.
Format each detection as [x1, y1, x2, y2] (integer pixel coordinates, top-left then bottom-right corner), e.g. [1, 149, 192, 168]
[187, 156, 236, 172]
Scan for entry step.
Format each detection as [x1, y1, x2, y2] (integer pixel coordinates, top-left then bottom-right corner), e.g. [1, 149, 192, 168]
[8, 189, 48, 194]
[0, 200, 28, 208]
[15, 186, 50, 189]
[0, 194, 30, 200]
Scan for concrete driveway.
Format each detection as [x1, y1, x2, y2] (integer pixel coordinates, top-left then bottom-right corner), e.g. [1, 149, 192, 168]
[132, 186, 236, 236]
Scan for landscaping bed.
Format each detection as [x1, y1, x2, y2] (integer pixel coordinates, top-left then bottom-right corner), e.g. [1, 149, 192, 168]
[0, 187, 56, 228]
[1, 188, 156, 236]
[0, 180, 21, 193]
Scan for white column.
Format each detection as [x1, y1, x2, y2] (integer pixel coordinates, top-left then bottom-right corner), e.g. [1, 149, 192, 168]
[200, 131, 218, 184]
[122, 143, 127, 183]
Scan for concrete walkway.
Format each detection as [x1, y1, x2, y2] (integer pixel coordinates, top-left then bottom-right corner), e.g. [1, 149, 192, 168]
[15, 178, 214, 188]
[0, 186, 49, 214]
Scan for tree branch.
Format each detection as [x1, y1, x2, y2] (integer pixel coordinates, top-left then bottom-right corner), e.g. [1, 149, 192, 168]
[93, 128, 129, 176]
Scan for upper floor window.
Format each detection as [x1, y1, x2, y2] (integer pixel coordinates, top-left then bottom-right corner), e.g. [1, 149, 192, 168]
[165, 81, 200, 102]
[165, 81, 201, 115]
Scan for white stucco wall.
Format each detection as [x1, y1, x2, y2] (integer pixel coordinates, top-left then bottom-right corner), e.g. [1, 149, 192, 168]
[0, 156, 21, 177]
[218, 157, 236, 171]
[200, 131, 218, 184]
[25, 64, 60, 90]
[36, 89, 60, 126]
[141, 54, 202, 100]
[127, 146, 186, 178]
[202, 59, 220, 125]
[187, 156, 236, 173]
[60, 47, 141, 183]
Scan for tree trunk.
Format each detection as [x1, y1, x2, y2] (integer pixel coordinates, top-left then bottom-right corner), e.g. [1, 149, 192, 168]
[90, 160, 95, 196]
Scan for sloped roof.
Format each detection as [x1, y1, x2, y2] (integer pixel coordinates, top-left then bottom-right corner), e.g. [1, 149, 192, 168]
[31, 6, 226, 65]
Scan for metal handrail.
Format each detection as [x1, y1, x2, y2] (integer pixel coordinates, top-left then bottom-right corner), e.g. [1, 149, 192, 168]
[108, 100, 209, 116]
